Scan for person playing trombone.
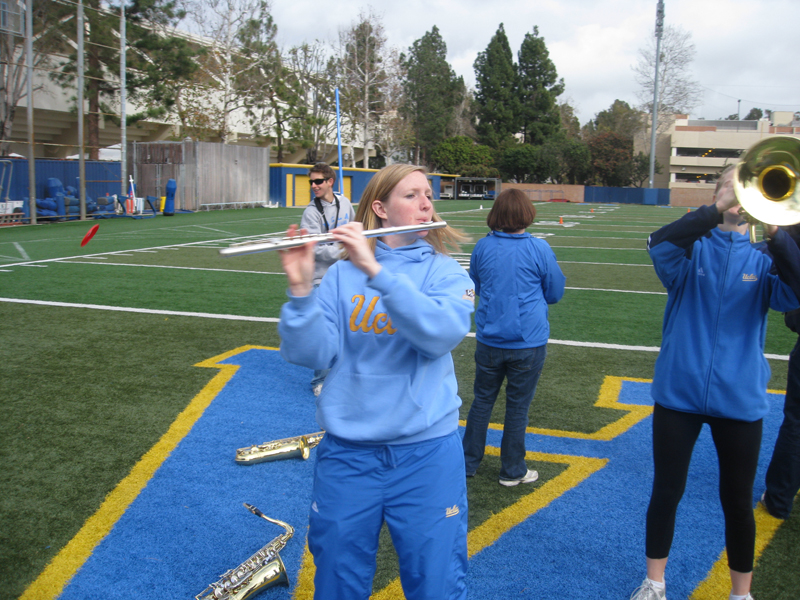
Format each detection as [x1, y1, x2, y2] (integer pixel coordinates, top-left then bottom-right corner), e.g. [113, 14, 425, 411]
[277, 164, 474, 600]
[630, 165, 800, 600]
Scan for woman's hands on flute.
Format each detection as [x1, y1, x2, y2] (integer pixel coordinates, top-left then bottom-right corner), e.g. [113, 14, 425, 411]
[279, 225, 315, 297]
[279, 222, 383, 296]
[330, 222, 382, 280]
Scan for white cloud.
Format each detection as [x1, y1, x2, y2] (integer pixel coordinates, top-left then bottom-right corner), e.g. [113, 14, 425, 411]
[269, 0, 800, 125]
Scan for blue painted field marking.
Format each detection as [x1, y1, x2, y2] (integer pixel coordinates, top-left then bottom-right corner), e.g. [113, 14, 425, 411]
[51, 353, 786, 600]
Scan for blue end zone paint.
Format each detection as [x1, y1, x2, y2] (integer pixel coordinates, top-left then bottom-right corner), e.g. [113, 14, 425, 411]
[58, 348, 318, 600]
[470, 380, 784, 599]
[57, 355, 785, 599]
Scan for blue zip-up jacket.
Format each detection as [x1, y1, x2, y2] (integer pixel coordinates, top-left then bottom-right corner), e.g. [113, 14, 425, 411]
[778, 225, 800, 333]
[648, 204, 800, 421]
[279, 238, 475, 444]
[470, 231, 565, 348]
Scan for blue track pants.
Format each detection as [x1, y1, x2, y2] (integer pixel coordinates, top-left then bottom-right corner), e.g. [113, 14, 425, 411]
[308, 431, 468, 600]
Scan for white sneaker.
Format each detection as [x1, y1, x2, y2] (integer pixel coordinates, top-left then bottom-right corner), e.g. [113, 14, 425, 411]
[499, 469, 539, 487]
[312, 383, 323, 397]
[630, 578, 666, 600]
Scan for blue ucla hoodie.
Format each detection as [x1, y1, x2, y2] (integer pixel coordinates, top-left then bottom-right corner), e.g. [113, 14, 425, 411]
[279, 238, 475, 444]
[648, 204, 800, 422]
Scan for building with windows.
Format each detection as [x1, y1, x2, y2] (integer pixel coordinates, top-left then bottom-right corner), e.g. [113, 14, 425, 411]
[645, 111, 800, 206]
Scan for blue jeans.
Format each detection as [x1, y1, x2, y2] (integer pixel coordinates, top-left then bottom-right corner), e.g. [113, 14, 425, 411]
[462, 341, 547, 480]
[764, 335, 800, 519]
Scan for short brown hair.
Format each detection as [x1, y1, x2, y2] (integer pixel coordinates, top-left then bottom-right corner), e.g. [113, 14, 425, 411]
[486, 188, 537, 232]
[309, 162, 336, 183]
[352, 164, 468, 256]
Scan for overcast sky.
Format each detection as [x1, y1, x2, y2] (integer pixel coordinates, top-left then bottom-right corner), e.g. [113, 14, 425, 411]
[270, 0, 799, 126]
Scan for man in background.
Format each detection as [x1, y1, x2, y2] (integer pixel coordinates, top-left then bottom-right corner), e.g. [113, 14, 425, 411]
[762, 224, 800, 520]
[299, 162, 355, 396]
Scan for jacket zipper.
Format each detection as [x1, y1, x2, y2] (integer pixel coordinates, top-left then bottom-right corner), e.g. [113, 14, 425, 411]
[702, 236, 733, 413]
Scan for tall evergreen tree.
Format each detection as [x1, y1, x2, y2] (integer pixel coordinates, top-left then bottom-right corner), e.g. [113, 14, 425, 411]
[588, 131, 634, 187]
[516, 26, 563, 145]
[125, 0, 198, 126]
[48, 0, 193, 158]
[401, 26, 461, 165]
[473, 24, 518, 148]
[50, 0, 121, 159]
[236, 13, 303, 161]
[589, 99, 642, 140]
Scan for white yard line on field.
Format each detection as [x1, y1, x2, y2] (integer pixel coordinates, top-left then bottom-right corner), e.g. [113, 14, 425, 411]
[0, 297, 789, 361]
[63, 261, 283, 275]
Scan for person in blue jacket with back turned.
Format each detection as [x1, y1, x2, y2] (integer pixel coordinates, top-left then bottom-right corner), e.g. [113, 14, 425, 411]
[629, 166, 800, 600]
[462, 188, 565, 486]
[278, 164, 474, 600]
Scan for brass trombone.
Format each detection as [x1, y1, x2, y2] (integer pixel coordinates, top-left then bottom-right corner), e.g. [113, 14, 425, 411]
[733, 136, 800, 242]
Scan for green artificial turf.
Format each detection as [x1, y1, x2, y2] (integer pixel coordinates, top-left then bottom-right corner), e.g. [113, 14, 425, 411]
[2, 202, 798, 600]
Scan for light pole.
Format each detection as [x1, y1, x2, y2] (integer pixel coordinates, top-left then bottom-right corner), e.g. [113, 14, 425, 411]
[648, 0, 665, 189]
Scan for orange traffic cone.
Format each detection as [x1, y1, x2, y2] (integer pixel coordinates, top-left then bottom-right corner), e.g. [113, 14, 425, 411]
[687, 208, 691, 213]
[559, 216, 563, 224]
[590, 208, 594, 213]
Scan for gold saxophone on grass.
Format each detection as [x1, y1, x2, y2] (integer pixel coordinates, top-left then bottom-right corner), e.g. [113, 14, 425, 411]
[195, 504, 294, 600]
[235, 431, 325, 464]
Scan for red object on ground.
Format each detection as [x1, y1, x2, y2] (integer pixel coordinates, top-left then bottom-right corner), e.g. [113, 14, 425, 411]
[80, 224, 99, 247]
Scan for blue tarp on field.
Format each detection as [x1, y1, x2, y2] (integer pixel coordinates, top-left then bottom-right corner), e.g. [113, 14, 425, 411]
[584, 187, 670, 205]
[54, 348, 786, 600]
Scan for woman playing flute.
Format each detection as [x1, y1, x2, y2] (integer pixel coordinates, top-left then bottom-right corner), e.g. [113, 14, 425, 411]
[278, 164, 474, 600]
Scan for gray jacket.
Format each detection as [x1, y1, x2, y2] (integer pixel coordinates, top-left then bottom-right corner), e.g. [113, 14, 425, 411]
[299, 192, 355, 285]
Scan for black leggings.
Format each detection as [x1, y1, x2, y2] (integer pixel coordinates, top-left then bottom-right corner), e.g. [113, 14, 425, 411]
[645, 403, 762, 573]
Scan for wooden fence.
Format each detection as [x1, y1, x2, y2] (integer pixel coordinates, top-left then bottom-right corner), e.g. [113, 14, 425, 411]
[129, 141, 271, 211]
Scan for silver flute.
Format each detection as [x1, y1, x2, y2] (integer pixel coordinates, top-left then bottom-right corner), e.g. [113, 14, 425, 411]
[219, 221, 447, 257]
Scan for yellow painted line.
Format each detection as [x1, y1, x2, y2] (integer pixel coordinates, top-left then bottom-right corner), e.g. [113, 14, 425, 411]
[365, 449, 607, 600]
[293, 448, 607, 600]
[688, 388, 787, 599]
[465, 449, 607, 558]
[293, 545, 316, 600]
[459, 375, 655, 441]
[20, 345, 274, 600]
[690, 503, 785, 599]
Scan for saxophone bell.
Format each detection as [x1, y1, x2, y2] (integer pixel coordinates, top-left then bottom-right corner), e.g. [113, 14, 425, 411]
[195, 504, 294, 600]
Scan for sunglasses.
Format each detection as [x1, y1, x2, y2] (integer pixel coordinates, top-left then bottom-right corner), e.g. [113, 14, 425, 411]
[309, 178, 329, 186]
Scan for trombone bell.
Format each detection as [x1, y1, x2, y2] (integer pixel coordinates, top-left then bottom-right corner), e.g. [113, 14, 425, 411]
[733, 135, 800, 228]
